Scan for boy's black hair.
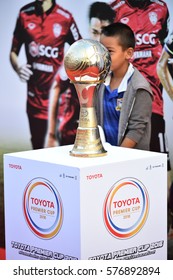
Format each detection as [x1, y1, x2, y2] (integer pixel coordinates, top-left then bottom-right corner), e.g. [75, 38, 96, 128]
[102, 22, 135, 50]
[88, 1, 116, 24]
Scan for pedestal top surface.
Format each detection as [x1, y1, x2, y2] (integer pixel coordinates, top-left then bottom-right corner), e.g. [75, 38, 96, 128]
[4, 143, 165, 168]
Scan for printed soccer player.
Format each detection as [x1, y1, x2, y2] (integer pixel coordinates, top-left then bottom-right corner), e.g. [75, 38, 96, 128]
[157, 31, 173, 239]
[46, 1, 116, 147]
[46, 66, 80, 147]
[157, 30, 173, 101]
[10, 0, 81, 149]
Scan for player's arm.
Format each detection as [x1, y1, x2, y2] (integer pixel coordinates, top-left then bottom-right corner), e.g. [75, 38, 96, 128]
[66, 15, 82, 45]
[10, 48, 33, 83]
[9, 13, 33, 83]
[45, 80, 60, 148]
[159, 4, 169, 45]
[157, 49, 173, 101]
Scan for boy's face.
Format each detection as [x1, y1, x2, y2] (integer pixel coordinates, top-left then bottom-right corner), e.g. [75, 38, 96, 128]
[100, 35, 132, 72]
[89, 18, 111, 41]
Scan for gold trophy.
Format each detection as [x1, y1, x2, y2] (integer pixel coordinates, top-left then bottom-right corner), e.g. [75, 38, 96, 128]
[64, 39, 111, 157]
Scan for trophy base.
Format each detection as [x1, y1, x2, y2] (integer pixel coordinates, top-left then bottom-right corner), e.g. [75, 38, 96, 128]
[69, 127, 107, 157]
[69, 149, 107, 158]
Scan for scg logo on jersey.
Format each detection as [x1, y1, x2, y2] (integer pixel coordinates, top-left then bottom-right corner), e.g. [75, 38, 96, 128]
[23, 178, 63, 239]
[103, 178, 149, 239]
[135, 33, 156, 45]
[29, 41, 58, 58]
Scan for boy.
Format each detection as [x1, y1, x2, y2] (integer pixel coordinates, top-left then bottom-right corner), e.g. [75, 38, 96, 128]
[96, 22, 153, 150]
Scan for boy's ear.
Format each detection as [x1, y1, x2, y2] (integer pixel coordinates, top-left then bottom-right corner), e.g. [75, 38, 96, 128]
[126, 47, 134, 59]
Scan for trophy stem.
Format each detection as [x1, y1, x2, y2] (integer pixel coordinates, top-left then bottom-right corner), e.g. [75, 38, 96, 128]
[70, 107, 107, 157]
[78, 107, 97, 128]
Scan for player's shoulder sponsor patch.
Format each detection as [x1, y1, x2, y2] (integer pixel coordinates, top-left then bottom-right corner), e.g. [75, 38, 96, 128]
[150, 0, 164, 7]
[57, 8, 70, 19]
[111, 1, 125, 10]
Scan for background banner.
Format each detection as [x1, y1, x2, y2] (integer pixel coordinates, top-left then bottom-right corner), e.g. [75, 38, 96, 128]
[0, 0, 173, 250]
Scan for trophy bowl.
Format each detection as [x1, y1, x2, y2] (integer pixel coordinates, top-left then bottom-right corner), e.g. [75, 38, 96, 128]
[64, 39, 111, 84]
[64, 39, 111, 157]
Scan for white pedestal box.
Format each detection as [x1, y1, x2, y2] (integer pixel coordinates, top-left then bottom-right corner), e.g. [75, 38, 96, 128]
[4, 144, 167, 260]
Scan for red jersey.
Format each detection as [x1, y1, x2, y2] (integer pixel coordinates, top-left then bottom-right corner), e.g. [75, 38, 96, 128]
[11, 2, 82, 119]
[110, 0, 169, 115]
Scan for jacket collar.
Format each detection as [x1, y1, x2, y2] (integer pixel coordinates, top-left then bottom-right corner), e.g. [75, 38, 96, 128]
[104, 63, 134, 93]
